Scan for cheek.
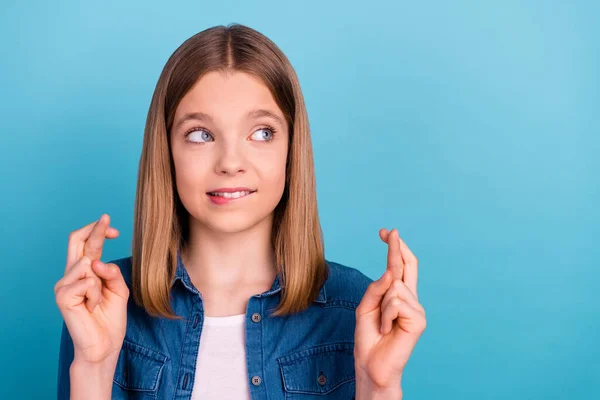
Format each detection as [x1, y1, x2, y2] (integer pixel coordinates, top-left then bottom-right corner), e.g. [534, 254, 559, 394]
[172, 155, 210, 205]
[258, 154, 287, 195]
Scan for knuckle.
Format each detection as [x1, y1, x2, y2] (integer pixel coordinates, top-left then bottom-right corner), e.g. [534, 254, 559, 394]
[55, 286, 67, 304]
[53, 280, 62, 295]
[355, 305, 363, 317]
[55, 297, 64, 309]
[109, 263, 123, 278]
[87, 277, 97, 287]
[86, 242, 100, 253]
[87, 282, 100, 298]
[390, 297, 402, 307]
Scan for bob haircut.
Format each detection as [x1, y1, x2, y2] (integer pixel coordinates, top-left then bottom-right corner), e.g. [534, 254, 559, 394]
[131, 23, 329, 319]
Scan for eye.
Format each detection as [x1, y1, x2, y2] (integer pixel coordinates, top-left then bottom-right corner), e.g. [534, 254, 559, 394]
[185, 129, 213, 143]
[250, 126, 276, 142]
[184, 126, 276, 144]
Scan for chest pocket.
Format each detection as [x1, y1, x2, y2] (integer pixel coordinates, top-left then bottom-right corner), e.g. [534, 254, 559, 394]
[112, 339, 168, 399]
[277, 342, 356, 399]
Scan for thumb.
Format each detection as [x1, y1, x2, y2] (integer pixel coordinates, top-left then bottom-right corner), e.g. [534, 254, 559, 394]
[92, 260, 130, 300]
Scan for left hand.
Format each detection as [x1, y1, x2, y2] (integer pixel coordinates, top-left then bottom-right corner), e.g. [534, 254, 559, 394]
[354, 228, 427, 392]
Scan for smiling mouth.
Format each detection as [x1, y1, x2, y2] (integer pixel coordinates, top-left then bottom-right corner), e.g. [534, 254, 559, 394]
[207, 190, 257, 199]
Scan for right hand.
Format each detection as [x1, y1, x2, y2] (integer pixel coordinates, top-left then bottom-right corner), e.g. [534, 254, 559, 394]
[54, 214, 130, 366]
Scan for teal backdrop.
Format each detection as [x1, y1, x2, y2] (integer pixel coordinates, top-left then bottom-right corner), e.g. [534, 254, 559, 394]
[1, 1, 598, 398]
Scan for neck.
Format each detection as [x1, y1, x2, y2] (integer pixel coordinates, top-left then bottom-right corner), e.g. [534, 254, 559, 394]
[181, 214, 278, 293]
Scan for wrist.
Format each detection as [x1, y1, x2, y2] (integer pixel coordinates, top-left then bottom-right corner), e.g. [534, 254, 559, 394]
[69, 358, 117, 400]
[355, 372, 403, 400]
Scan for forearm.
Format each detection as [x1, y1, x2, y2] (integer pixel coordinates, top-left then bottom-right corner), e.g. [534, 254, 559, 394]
[69, 359, 116, 400]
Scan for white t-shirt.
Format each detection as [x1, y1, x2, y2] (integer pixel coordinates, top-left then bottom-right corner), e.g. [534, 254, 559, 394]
[190, 313, 251, 399]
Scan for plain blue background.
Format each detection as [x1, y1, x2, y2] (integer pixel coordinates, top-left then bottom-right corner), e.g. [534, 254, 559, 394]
[1, 1, 598, 398]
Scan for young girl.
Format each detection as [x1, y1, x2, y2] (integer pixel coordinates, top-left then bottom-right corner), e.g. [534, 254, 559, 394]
[54, 24, 426, 400]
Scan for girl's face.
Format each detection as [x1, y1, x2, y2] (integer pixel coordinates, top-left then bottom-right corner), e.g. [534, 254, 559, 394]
[170, 70, 289, 234]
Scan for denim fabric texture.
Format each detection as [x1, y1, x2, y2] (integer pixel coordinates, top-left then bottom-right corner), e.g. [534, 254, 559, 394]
[57, 249, 373, 399]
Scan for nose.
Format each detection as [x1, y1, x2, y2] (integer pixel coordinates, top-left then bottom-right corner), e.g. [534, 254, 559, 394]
[214, 139, 246, 176]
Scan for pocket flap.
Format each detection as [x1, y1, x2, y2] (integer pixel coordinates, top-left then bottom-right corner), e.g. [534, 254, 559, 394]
[113, 339, 167, 392]
[278, 342, 355, 395]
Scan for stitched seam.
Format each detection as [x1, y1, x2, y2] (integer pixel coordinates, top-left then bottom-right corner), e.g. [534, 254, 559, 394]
[286, 376, 356, 395]
[261, 299, 267, 400]
[113, 359, 164, 393]
[122, 341, 167, 363]
[188, 312, 201, 392]
[321, 299, 360, 309]
[172, 295, 194, 400]
[278, 341, 354, 363]
[114, 342, 167, 391]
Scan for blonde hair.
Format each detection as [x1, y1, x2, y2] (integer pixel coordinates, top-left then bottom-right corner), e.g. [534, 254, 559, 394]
[131, 23, 328, 319]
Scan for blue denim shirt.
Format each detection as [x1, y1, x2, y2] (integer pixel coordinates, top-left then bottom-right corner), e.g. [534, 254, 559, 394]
[57, 250, 373, 399]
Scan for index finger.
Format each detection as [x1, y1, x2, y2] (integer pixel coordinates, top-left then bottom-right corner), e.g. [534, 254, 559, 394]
[382, 228, 404, 280]
[84, 214, 111, 261]
[65, 214, 118, 272]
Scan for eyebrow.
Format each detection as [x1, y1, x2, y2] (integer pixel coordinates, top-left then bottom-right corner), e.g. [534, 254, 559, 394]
[173, 109, 286, 131]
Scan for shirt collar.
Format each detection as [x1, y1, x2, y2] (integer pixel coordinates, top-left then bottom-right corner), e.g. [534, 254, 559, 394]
[173, 248, 327, 303]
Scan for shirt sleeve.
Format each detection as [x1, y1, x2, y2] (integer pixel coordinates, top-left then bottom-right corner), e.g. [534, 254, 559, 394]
[57, 321, 74, 400]
[57, 321, 129, 400]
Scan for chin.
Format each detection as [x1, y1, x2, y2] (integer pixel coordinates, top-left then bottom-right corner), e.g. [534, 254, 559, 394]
[194, 213, 271, 235]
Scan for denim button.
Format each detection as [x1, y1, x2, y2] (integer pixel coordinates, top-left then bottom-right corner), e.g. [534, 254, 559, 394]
[251, 375, 262, 386]
[251, 313, 262, 323]
[317, 374, 327, 386]
[193, 314, 199, 328]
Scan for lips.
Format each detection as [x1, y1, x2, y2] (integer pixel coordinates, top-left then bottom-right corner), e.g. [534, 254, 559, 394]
[206, 187, 256, 194]
[207, 189, 256, 205]
[208, 190, 254, 198]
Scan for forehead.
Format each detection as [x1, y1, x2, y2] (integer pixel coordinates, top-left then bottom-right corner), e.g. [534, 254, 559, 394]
[175, 70, 283, 120]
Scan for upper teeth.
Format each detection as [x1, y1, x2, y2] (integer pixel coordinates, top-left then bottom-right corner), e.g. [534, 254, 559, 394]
[211, 191, 252, 198]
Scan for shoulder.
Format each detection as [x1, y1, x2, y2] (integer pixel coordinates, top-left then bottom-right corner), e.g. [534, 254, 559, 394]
[323, 259, 374, 308]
